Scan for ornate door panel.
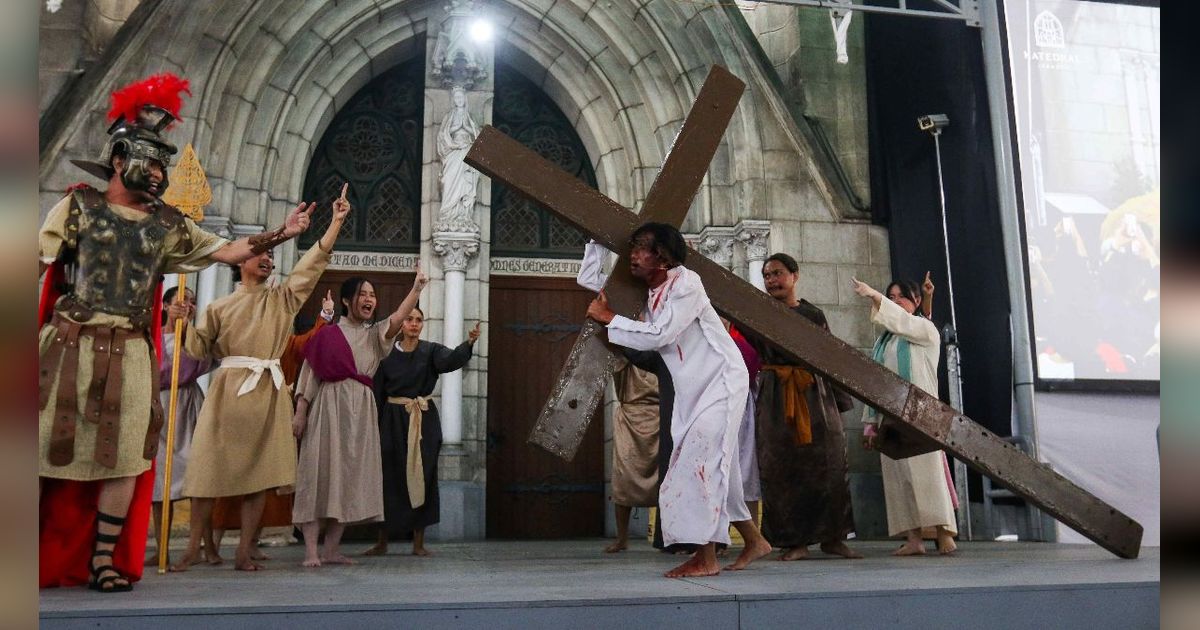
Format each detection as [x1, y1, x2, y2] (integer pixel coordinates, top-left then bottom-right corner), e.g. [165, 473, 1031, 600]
[487, 276, 604, 538]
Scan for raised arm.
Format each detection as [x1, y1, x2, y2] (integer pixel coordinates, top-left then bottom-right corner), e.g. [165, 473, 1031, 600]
[208, 200, 316, 265]
[384, 263, 430, 339]
[432, 322, 481, 373]
[577, 240, 610, 292]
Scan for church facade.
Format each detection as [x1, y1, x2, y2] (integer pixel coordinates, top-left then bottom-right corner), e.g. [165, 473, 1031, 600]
[40, 0, 891, 540]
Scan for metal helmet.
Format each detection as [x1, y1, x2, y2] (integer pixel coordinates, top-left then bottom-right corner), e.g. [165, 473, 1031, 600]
[70, 73, 190, 197]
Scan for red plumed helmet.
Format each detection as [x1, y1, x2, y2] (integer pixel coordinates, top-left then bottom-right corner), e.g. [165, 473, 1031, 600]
[106, 72, 191, 125]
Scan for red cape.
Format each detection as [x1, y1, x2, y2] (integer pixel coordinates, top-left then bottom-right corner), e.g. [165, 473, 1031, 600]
[38, 260, 162, 588]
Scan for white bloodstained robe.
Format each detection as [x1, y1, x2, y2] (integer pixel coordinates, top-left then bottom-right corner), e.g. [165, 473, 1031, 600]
[578, 242, 750, 546]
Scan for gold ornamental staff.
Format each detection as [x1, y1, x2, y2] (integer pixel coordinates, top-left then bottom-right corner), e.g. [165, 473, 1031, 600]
[157, 144, 211, 574]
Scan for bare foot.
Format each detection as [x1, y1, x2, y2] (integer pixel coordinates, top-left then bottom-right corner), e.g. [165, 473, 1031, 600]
[604, 540, 628, 553]
[302, 557, 322, 568]
[715, 547, 729, 558]
[168, 551, 203, 572]
[778, 546, 809, 561]
[937, 535, 958, 556]
[725, 537, 772, 571]
[893, 541, 926, 556]
[362, 542, 388, 556]
[205, 553, 224, 566]
[250, 549, 269, 561]
[413, 547, 432, 557]
[321, 553, 356, 565]
[820, 540, 864, 559]
[665, 554, 720, 578]
[145, 553, 160, 567]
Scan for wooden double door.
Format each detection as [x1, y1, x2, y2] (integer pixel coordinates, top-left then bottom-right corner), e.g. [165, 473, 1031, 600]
[486, 276, 604, 539]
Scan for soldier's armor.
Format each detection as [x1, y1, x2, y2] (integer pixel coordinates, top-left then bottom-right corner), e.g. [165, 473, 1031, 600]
[56, 187, 191, 329]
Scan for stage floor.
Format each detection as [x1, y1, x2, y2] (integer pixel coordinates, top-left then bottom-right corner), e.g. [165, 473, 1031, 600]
[40, 539, 1159, 629]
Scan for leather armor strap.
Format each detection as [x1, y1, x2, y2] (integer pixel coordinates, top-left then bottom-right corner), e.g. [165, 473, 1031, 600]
[248, 225, 289, 255]
[42, 313, 152, 469]
[47, 318, 83, 466]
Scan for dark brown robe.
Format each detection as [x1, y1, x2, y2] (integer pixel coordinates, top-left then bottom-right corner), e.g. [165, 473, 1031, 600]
[747, 300, 855, 548]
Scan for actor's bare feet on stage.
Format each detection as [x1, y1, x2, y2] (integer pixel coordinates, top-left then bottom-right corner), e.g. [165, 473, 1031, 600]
[936, 533, 957, 555]
[665, 554, 720, 578]
[301, 556, 322, 568]
[167, 551, 204, 572]
[412, 547, 432, 557]
[604, 540, 628, 553]
[820, 541, 864, 559]
[235, 559, 266, 571]
[361, 542, 388, 556]
[725, 538, 772, 571]
[893, 540, 926, 556]
[778, 546, 809, 561]
[321, 553, 356, 565]
[250, 549, 269, 561]
[205, 552, 224, 566]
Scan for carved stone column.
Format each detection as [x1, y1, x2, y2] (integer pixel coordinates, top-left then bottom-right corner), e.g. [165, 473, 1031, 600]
[697, 226, 736, 270]
[199, 215, 236, 311]
[432, 232, 479, 447]
[735, 219, 771, 291]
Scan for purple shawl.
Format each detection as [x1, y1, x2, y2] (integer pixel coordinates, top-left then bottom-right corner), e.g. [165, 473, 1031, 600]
[301, 323, 374, 389]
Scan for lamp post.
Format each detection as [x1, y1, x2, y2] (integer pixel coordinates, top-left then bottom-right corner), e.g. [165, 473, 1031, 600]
[919, 113, 972, 540]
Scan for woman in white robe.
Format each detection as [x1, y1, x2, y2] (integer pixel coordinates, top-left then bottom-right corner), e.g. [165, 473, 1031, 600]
[852, 277, 958, 555]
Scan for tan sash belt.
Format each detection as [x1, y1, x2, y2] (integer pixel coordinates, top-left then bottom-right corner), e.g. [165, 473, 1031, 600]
[388, 395, 430, 508]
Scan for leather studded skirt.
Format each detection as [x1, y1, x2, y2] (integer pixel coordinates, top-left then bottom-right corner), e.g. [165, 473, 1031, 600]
[38, 314, 162, 481]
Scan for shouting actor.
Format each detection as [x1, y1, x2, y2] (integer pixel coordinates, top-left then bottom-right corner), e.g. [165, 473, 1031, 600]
[169, 186, 351, 572]
[291, 269, 429, 566]
[745, 253, 861, 561]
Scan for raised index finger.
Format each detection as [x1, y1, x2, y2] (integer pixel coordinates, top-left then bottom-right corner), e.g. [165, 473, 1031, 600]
[339, 183, 349, 202]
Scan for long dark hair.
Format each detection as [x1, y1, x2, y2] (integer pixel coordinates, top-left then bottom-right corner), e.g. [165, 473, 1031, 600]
[886, 279, 925, 317]
[339, 276, 373, 318]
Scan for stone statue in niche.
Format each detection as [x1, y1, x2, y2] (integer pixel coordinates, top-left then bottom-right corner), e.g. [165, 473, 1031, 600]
[436, 86, 481, 233]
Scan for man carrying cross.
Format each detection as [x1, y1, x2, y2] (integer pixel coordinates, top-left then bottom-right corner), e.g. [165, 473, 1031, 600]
[581, 223, 771, 578]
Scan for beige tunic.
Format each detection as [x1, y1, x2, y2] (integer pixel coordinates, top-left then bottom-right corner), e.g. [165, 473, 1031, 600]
[292, 319, 396, 524]
[864, 297, 958, 536]
[38, 196, 228, 481]
[181, 242, 331, 497]
[610, 359, 660, 507]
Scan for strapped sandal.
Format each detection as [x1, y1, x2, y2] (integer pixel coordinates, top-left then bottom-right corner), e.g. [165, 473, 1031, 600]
[88, 512, 133, 593]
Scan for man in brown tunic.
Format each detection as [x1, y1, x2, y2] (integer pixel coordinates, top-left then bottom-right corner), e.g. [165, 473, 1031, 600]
[746, 253, 861, 561]
[170, 188, 351, 572]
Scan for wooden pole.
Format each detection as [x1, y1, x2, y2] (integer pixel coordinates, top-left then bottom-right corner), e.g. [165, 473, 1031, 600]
[157, 274, 187, 574]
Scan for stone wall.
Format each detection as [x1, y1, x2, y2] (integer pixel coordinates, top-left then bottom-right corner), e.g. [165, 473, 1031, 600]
[38, 0, 893, 539]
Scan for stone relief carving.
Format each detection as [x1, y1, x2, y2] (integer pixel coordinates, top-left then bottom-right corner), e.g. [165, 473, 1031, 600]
[432, 0, 488, 89]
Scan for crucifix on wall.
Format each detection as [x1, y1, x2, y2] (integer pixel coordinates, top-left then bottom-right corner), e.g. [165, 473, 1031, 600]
[464, 65, 1142, 560]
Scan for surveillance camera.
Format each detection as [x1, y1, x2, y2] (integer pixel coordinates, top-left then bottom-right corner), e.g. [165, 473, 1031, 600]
[918, 114, 950, 131]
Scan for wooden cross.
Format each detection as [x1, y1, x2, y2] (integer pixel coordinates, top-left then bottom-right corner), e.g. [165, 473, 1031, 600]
[465, 66, 1142, 559]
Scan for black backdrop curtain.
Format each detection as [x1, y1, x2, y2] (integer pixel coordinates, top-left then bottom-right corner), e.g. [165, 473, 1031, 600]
[865, 8, 1013, 440]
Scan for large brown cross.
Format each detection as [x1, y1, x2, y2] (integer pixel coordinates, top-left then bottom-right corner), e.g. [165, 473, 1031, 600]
[465, 66, 1142, 559]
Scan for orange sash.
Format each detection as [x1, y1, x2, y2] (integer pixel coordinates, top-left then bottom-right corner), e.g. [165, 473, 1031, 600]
[763, 365, 815, 446]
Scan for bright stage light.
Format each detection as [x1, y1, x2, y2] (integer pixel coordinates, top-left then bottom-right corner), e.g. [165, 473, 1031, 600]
[469, 20, 494, 43]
